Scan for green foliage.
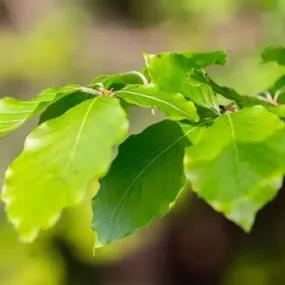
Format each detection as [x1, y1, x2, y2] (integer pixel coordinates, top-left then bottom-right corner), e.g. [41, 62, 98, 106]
[261, 46, 285, 66]
[144, 52, 223, 113]
[2, 97, 128, 241]
[185, 106, 285, 231]
[92, 120, 190, 245]
[116, 84, 199, 121]
[1, 47, 285, 247]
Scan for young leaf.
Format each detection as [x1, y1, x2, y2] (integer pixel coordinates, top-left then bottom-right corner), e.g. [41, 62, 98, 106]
[90, 71, 147, 90]
[144, 52, 222, 113]
[92, 120, 195, 246]
[2, 97, 128, 241]
[261, 46, 285, 66]
[0, 85, 86, 137]
[116, 84, 199, 121]
[185, 106, 285, 231]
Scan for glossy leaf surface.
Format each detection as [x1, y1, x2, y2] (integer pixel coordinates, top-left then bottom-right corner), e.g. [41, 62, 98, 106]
[92, 120, 194, 245]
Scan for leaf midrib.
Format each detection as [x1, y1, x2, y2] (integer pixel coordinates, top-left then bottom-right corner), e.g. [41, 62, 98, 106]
[63, 98, 98, 178]
[226, 113, 242, 190]
[102, 125, 199, 239]
[116, 90, 195, 119]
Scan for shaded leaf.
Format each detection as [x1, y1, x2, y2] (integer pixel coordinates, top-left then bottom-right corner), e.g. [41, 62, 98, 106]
[92, 120, 195, 245]
[2, 97, 128, 241]
[39, 90, 93, 123]
[261, 46, 285, 66]
[185, 106, 285, 231]
[0, 85, 88, 137]
[90, 71, 147, 90]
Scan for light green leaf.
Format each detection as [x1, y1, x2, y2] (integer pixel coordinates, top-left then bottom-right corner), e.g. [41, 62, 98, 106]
[0, 84, 87, 137]
[268, 75, 285, 96]
[116, 84, 199, 121]
[185, 106, 285, 231]
[2, 96, 128, 241]
[92, 120, 194, 246]
[264, 75, 285, 118]
[268, 105, 285, 119]
[144, 52, 220, 113]
[261, 46, 285, 66]
[191, 70, 275, 108]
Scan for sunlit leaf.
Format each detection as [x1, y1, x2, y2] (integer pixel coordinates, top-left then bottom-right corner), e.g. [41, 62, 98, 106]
[144, 52, 221, 113]
[116, 84, 199, 121]
[0, 85, 88, 137]
[185, 106, 285, 231]
[2, 97, 128, 241]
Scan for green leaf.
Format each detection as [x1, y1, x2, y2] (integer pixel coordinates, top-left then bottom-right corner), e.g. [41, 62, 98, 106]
[191, 70, 275, 108]
[0, 85, 89, 137]
[185, 106, 285, 231]
[2, 97, 128, 241]
[144, 52, 221, 112]
[261, 46, 285, 66]
[263, 75, 285, 118]
[116, 84, 199, 121]
[90, 71, 147, 90]
[92, 120, 194, 246]
[268, 75, 285, 96]
[181, 50, 227, 67]
[268, 105, 285, 118]
[39, 90, 93, 124]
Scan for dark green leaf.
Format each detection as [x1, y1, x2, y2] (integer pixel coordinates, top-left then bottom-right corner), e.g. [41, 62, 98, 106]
[261, 46, 285, 66]
[90, 71, 147, 90]
[39, 90, 93, 124]
[0, 85, 92, 137]
[92, 120, 195, 245]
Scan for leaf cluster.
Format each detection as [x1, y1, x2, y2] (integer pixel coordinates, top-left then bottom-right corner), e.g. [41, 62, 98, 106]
[1, 47, 285, 246]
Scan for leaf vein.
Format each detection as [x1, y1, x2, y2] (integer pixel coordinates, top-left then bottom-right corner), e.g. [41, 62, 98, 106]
[117, 90, 192, 118]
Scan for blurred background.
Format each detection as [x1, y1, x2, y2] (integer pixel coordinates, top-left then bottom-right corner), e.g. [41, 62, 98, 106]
[0, 0, 285, 284]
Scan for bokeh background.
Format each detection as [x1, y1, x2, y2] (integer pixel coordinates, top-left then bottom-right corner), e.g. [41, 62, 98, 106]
[1, 0, 285, 284]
